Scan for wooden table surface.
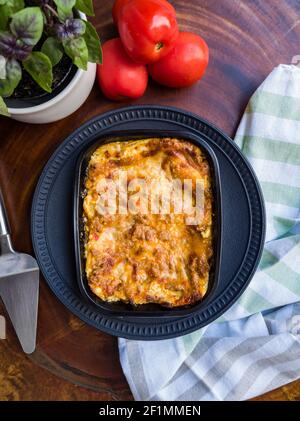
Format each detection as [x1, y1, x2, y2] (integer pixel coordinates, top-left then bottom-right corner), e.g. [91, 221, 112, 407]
[1, 0, 300, 401]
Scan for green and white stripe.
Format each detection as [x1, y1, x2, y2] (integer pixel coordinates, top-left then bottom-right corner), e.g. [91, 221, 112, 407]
[119, 64, 300, 401]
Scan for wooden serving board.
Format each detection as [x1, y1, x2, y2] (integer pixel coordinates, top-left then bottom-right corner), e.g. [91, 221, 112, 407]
[1, 0, 300, 401]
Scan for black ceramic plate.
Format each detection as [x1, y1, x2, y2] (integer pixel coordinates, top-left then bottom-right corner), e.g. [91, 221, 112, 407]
[31, 105, 265, 340]
[74, 130, 222, 318]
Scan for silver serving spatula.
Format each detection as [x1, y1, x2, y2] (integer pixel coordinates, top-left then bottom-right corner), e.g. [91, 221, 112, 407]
[0, 188, 39, 354]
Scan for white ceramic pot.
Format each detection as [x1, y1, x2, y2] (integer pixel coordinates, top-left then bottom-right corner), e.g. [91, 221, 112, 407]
[8, 62, 96, 124]
[7, 12, 96, 124]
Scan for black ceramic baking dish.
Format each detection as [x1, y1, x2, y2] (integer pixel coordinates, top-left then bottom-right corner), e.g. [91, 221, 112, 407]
[73, 129, 222, 318]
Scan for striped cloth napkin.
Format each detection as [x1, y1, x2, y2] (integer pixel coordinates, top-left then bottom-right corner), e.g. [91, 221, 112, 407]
[118, 64, 300, 401]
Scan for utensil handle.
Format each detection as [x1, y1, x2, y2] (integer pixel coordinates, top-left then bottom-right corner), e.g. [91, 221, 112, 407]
[0, 188, 11, 237]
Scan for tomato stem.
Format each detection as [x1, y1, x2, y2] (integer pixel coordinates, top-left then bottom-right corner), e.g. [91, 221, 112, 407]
[155, 42, 164, 51]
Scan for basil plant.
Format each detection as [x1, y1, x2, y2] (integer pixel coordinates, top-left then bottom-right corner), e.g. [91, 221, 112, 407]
[0, 0, 102, 116]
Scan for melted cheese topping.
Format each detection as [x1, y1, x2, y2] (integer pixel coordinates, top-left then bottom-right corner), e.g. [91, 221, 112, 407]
[83, 138, 213, 307]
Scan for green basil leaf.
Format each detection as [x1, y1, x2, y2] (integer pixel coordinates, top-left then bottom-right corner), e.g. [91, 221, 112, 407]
[0, 9, 9, 30]
[75, 0, 94, 16]
[63, 36, 88, 70]
[0, 95, 9, 116]
[0, 58, 21, 96]
[0, 55, 6, 79]
[56, 6, 73, 21]
[10, 7, 43, 46]
[83, 20, 101, 64]
[6, 0, 24, 7]
[54, 0, 76, 13]
[23, 51, 53, 93]
[41, 36, 63, 66]
[0, 0, 24, 30]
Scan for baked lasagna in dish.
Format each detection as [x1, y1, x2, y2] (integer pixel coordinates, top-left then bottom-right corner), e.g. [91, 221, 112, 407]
[83, 138, 213, 307]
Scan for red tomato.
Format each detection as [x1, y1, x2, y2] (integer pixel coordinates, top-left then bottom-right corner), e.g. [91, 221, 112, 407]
[112, 0, 128, 25]
[118, 0, 179, 64]
[113, 0, 175, 25]
[148, 32, 209, 88]
[97, 38, 148, 101]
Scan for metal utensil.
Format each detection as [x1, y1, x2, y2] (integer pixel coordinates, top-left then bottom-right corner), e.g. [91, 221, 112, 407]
[0, 188, 39, 354]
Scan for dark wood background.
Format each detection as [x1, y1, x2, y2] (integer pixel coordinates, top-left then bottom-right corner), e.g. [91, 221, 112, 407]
[1, 0, 300, 401]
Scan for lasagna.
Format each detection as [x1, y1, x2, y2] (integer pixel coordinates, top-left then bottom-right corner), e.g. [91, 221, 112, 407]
[83, 138, 213, 307]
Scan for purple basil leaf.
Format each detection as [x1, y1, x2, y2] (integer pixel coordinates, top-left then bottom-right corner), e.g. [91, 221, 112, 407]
[54, 18, 86, 41]
[54, 23, 67, 40]
[0, 31, 32, 60]
[10, 7, 43, 46]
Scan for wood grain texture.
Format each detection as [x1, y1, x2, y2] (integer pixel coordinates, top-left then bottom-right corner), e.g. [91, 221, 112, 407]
[1, 0, 300, 401]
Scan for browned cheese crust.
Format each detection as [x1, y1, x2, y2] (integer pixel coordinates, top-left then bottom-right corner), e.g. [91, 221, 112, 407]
[83, 138, 213, 307]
